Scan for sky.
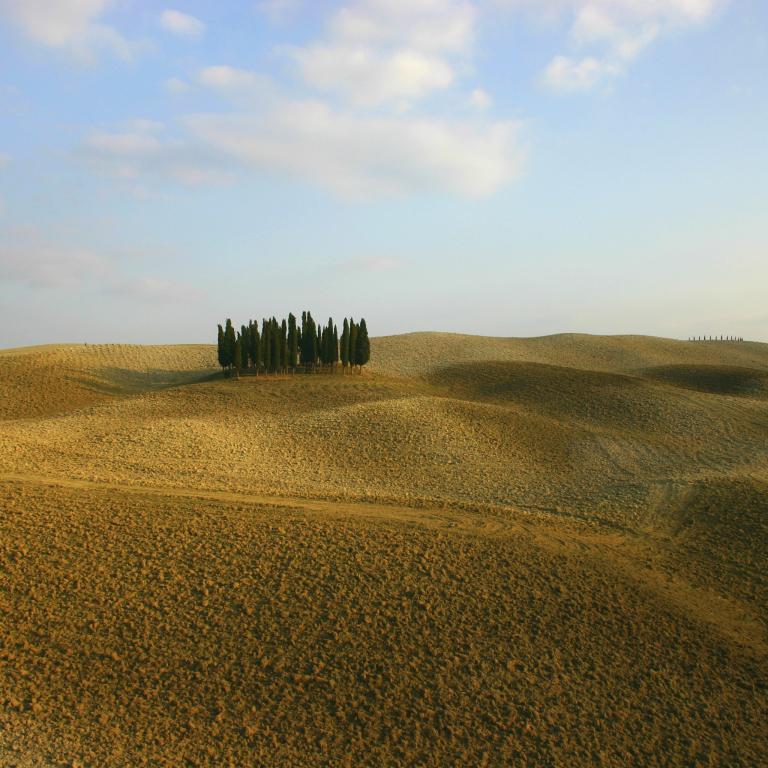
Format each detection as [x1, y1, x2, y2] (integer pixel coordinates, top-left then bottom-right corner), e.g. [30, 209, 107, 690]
[0, 0, 766, 346]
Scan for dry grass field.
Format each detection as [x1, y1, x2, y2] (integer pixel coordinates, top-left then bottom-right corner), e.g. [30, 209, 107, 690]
[1, 333, 767, 766]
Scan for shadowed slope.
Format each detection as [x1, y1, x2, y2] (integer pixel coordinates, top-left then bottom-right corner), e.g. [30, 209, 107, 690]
[642, 365, 768, 397]
[0, 344, 215, 420]
[370, 332, 768, 379]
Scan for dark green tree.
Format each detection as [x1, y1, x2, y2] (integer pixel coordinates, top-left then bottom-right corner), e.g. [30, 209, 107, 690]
[333, 324, 339, 369]
[271, 317, 282, 372]
[240, 324, 250, 369]
[287, 313, 298, 371]
[300, 311, 317, 369]
[324, 317, 335, 368]
[340, 318, 350, 370]
[349, 318, 358, 369]
[356, 318, 370, 372]
[262, 318, 271, 373]
[217, 324, 226, 370]
[280, 319, 288, 373]
[224, 319, 236, 371]
[248, 321, 260, 370]
[233, 334, 243, 375]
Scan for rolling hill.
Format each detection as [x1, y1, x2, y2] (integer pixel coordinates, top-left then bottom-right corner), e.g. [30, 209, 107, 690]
[0, 333, 766, 766]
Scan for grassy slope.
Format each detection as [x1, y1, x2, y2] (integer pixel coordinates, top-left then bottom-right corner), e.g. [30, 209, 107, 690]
[1, 334, 767, 766]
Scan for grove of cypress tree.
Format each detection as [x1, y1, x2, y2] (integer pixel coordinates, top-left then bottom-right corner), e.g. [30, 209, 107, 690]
[217, 313, 369, 376]
[356, 318, 370, 371]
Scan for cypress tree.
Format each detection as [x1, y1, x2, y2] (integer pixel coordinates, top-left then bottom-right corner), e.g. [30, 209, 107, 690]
[217, 324, 226, 370]
[316, 324, 322, 368]
[247, 321, 257, 369]
[356, 318, 370, 372]
[262, 318, 271, 373]
[320, 325, 327, 367]
[233, 334, 243, 375]
[325, 318, 334, 368]
[349, 318, 358, 370]
[301, 311, 317, 370]
[252, 322, 261, 373]
[300, 311, 312, 368]
[271, 318, 281, 372]
[340, 318, 349, 371]
[281, 318, 288, 372]
[224, 319, 236, 370]
[288, 313, 298, 371]
[241, 325, 250, 368]
[333, 324, 339, 370]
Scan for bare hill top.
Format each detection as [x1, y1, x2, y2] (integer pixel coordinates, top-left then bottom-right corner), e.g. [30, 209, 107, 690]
[370, 332, 768, 378]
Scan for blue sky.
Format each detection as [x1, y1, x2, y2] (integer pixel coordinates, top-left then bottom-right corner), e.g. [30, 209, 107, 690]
[0, 0, 766, 345]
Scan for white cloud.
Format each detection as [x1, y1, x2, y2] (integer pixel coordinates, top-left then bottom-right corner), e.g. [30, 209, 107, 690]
[82, 91, 523, 200]
[542, 55, 619, 91]
[83, 120, 233, 186]
[159, 9, 205, 38]
[0, 0, 137, 62]
[199, 65, 272, 94]
[496, 0, 725, 91]
[0, 239, 109, 288]
[164, 77, 191, 94]
[183, 101, 524, 199]
[288, 0, 476, 107]
[292, 46, 454, 106]
[469, 88, 492, 108]
[0, 228, 201, 300]
[331, 0, 476, 54]
[87, 119, 165, 159]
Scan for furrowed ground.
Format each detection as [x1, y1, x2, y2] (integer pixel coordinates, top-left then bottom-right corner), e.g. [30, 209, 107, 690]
[1, 334, 767, 766]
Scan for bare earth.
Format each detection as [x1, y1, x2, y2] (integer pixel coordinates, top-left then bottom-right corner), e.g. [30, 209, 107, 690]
[1, 334, 767, 766]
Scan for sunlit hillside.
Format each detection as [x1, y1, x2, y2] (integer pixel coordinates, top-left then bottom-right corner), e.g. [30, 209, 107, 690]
[1, 334, 766, 766]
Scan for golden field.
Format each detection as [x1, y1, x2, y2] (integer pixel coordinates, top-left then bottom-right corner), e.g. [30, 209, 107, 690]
[1, 334, 767, 766]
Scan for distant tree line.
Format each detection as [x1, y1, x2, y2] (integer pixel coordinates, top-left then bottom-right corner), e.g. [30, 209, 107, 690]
[217, 312, 370, 375]
[688, 335, 744, 342]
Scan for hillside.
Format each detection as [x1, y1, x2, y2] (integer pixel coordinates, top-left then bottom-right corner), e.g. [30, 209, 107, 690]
[1, 333, 766, 766]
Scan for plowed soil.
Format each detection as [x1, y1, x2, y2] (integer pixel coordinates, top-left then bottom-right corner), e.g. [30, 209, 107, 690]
[1, 334, 767, 766]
